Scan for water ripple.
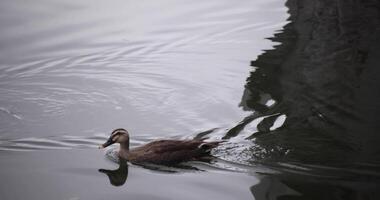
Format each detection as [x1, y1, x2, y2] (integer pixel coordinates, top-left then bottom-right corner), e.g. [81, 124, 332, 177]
[0, 107, 23, 120]
[0, 134, 172, 152]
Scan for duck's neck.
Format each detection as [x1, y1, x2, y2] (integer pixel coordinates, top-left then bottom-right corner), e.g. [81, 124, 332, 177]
[119, 141, 130, 157]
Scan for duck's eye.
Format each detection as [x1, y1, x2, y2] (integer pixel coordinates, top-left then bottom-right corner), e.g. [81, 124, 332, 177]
[112, 135, 120, 142]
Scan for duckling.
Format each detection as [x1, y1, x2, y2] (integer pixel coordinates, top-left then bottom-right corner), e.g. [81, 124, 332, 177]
[99, 128, 222, 165]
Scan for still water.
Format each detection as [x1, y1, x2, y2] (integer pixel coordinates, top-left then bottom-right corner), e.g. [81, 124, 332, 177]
[0, 0, 379, 199]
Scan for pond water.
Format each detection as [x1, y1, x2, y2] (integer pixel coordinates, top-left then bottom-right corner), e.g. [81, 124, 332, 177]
[0, 0, 379, 200]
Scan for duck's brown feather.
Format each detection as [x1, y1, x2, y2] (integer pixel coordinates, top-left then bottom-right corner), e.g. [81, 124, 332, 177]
[126, 140, 221, 165]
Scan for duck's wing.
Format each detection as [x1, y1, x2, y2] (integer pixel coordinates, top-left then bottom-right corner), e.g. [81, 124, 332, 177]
[150, 140, 223, 153]
[133, 140, 203, 153]
[131, 140, 178, 152]
[155, 140, 206, 153]
[129, 140, 223, 165]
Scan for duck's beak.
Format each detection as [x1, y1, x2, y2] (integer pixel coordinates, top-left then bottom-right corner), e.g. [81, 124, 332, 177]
[99, 137, 114, 149]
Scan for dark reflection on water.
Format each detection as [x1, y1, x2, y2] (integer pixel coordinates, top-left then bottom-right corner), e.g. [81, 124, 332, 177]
[98, 157, 207, 187]
[233, 0, 380, 199]
[233, 0, 380, 165]
[99, 159, 128, 187]
[251, 174, 380, 200]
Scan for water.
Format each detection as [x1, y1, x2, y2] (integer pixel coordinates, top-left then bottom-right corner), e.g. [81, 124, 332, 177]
[1, 0, 379, 199]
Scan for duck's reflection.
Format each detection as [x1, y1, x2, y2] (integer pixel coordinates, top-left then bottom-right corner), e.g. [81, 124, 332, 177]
[98, 159, 128, 187]
[98, 158, 203, 187]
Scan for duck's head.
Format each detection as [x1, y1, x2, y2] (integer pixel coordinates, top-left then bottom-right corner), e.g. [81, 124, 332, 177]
[99, 128, 130, 149]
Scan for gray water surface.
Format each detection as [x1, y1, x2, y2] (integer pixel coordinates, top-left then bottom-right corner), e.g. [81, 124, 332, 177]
[0, 0, 288, 199]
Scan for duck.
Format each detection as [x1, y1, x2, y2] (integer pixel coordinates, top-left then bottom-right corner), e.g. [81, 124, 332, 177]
[99, 128, 222, 165]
